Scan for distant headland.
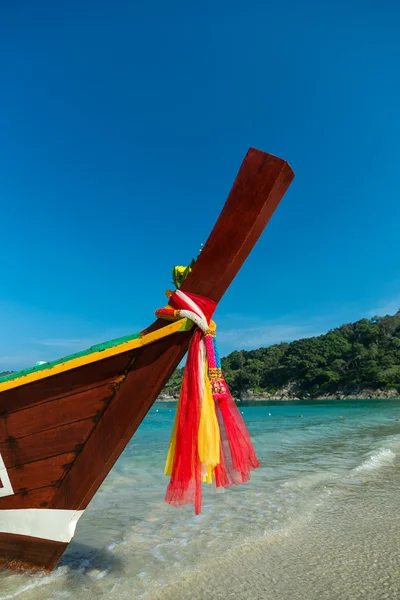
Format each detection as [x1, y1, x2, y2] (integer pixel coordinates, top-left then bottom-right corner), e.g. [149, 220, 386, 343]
[160, 311, 400, 401]
[2, 312, 400, 403]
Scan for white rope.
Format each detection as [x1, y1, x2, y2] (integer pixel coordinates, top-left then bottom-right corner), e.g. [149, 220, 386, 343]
[176, 290, 207, 322]
[179, 309, 209, 333]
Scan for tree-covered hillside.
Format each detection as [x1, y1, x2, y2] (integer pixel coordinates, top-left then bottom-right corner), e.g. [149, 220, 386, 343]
[164, 312, 400, 398]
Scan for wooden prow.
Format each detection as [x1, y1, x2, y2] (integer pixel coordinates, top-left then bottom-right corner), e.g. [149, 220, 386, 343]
[183, 148, 294, 301]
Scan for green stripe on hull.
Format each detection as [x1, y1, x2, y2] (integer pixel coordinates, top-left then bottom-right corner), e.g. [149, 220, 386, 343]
[0, 331, 142, 385]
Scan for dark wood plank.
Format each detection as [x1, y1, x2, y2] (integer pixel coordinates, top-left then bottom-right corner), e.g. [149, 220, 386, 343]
[0, 419, 94, 468]
[0, 384, 114, 442]
[52, 149, 294, 512]
[0, 350, 137, 414]
[0, 486, 55, 510]
[9, 453, 75, 494]
[0, 533, 67, 571]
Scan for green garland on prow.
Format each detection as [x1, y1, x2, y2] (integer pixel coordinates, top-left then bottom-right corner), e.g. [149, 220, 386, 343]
[172, 244, 203, 289]
[172, 260, 195, 289]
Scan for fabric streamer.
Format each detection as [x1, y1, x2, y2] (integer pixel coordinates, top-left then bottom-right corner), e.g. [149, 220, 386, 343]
[156, 289, 259, 514]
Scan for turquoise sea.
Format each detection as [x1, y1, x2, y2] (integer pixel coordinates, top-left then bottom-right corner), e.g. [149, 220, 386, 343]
[1, 399, 400, 600]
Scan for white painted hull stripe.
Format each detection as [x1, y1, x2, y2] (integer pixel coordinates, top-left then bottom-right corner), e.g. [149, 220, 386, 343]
[0, 454, 14, 499]
[0, 509, 84, 543]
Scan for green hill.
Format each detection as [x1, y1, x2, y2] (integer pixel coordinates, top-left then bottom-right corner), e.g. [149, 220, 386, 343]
[164, 311, 400, 399]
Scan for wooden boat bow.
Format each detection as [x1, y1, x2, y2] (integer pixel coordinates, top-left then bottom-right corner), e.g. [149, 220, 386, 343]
[0, 148, 294, 570]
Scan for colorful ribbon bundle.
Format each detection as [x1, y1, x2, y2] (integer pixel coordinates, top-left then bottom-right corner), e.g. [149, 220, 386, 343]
[156, 289, 259, 514]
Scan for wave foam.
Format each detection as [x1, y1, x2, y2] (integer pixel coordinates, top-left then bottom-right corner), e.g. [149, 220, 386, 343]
[0, 568, 66, 600]
[354, 448, 395, 472]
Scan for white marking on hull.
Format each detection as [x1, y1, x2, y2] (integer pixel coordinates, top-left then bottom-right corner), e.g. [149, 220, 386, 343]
[0, 454, 14, 498]
[0, 509, 84, 543]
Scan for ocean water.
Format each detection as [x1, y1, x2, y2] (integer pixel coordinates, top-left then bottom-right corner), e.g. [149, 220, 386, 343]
[1, 399, 400, 600]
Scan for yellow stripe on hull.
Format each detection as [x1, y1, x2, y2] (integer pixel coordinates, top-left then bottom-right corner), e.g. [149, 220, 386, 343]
[0, 319, 191, 394]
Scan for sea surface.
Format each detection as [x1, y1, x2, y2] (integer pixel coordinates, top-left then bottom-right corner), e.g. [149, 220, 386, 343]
[1, 399, 400, 600]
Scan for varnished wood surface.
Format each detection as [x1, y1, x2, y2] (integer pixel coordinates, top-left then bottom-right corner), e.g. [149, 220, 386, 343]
[0, 351, 136, 414]
[0, 384, 114, 442]
[0, 419, 94, 469]
[8, 453, 75, 494]
[0, 486, 56, 510]
[0, 533, 67, 571]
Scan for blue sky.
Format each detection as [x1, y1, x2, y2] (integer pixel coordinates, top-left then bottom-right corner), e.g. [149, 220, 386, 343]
[1, 1, 400, 370]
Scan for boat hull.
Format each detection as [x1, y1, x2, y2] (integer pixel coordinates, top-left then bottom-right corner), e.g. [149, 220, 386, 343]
[0, 533, 67, 571]
[0, 331, 188, 570]
[0, 148, 294, 570]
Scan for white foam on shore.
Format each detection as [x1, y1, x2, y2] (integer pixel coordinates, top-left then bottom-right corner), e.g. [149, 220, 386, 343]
[0, 569, 66, 600]
[354, 448, 395, 472]
[2, 401, 400, 600]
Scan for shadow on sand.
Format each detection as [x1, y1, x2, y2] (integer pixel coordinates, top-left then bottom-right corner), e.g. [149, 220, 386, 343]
[57, 540, 126, 575]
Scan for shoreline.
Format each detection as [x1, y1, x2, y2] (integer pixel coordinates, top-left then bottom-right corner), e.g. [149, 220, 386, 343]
[156, 395, 400, 403]
[160, 385, 400, 403]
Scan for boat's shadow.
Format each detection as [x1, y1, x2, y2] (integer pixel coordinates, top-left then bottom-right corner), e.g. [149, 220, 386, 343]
[57, 540, 126, 575]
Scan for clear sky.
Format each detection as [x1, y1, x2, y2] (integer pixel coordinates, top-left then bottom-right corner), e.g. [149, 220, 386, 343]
[1, 1, 400, 370]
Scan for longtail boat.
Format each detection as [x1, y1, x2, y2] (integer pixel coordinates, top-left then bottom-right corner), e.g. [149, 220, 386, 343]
[0, 148, 294, 571]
